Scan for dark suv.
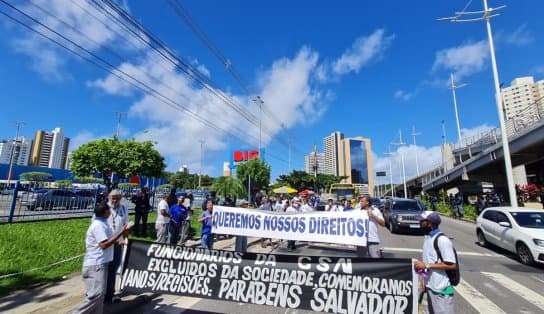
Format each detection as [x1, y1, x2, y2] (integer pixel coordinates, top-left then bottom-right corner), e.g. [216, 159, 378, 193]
[383, 197, 425, 234]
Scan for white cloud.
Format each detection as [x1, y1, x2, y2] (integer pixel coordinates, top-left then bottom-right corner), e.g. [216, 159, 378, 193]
[530, 65, 544, 76]
[373, 124, 496, 184]
[432, 40, 488, 81]
[497, 24, 533, 46]
[87, 46, 327, 173]
[332, 29, 395, 76]
[7, 0, 141, 80]
[394, 90, 415, 101]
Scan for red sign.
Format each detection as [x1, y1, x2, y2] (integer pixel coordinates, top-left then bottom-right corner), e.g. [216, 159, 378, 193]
[233, 150, 259, 162]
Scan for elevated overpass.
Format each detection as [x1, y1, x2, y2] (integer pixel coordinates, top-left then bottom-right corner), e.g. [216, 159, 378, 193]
[398, 103, 544, 201]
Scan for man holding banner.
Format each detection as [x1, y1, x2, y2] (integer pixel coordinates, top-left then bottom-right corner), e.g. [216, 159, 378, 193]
[356, 194, 385, 258]
[199, 200, 214, 250]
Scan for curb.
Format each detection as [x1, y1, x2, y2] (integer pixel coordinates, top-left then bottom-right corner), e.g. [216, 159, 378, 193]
[436, 212, 475, 224]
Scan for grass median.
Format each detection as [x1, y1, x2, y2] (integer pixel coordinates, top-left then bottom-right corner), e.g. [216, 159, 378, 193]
[0, 208, 203, 295]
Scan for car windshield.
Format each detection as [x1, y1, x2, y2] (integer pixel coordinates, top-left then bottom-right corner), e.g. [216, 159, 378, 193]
[393, 201, 421, 211]
[510, 212, 544, 229]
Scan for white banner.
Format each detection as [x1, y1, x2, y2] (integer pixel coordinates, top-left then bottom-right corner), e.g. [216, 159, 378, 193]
[211, 206, 370, 246]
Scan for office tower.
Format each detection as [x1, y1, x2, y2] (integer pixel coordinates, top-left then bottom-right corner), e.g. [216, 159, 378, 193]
[323, 131, 344, 176]
[0, 137, 31, 166]
[30, 127, 70, 169]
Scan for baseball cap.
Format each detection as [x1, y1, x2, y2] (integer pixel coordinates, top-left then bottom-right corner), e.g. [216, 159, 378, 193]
[417, 211, 441, 225]
[292, 197, 300, 202]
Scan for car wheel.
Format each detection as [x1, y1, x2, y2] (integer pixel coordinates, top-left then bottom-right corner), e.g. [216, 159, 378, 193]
[516, 243, 534, 265]
[389, 219, 397, 234]
[477, 230, 488, 247]
[26, 205, 35, 211]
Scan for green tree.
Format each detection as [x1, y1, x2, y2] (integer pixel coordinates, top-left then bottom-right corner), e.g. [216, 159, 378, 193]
[212, 176, 245, 199]
[74, 176, 103, 184]
[20, 171, 53, 183]
[70, 138, 166, 191]
[55, 180, 73, 188]
[236, 159, 271, 196]
[275, 171, 345, 193]
[168, 172, 214, 190]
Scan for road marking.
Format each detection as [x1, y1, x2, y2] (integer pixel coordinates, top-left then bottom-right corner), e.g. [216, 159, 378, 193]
[381, 247, 495, 257]
[455, 279, 506, 314]
[482, 272, 544, 311]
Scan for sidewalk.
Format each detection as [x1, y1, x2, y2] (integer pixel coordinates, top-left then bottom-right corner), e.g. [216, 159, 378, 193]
[0, 236, 262, 314]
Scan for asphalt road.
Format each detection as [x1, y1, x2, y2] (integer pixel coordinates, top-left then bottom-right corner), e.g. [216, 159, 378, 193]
[134, 216, 544, 314]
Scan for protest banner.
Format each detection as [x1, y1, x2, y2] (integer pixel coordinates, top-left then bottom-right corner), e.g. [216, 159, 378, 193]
[121, 240, 419, 314]
[212, 206, 370, 246]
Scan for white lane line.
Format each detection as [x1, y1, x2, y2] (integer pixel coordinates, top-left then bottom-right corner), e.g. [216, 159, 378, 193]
[455, 279, 506, 314]
[482, 272, 544, 311]
[382, 247, 495, 257]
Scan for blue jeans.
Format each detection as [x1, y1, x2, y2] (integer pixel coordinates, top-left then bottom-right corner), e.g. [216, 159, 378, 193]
[201, 233, 214, 250]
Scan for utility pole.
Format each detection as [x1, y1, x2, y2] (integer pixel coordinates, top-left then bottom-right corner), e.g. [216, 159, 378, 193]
[449, 73, 467, 144]
[384, 146, 395, 197]
[313, 144, 318, 192]
[115, 112, 127, 139]
[391, 130, 407, 198]
[441, 120, 447, 144]
[438, 1, 517, 207]
[198, 140, 205, 190]
[411, 125, 421, 177]
[7, 121, 25, 186]
[253, 96, 264, 154]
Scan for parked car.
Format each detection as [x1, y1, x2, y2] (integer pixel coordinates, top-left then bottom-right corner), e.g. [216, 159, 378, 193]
[383, 197, 425, 234]
[20, 189, 93, 211]
[476, 207, 544, 265]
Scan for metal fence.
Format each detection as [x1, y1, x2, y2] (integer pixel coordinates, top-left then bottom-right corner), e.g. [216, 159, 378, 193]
[0, 182, 134, 223]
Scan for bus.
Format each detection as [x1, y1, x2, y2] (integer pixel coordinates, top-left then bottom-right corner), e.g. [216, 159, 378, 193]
[329, 183, 357, 201]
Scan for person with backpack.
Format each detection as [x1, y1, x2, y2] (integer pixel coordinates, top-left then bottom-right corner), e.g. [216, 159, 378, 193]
[413, 211, 459, 314]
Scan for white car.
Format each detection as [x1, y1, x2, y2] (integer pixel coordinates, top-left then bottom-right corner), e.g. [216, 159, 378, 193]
[476, 207, 544, 265]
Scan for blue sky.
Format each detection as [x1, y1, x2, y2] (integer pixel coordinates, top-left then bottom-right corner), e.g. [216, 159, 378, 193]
[1, 0, 543, 184]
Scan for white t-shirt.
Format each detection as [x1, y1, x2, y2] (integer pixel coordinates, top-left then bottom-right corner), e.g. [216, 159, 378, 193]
[366, 207, 384, 243]
[156, 199, 170, 225]
[422, 232, 456, 292]
[300, 204, 313, 212]
[83, 218, 113, 267]
[107, 203, 128, 234]
[285, 205, 299, 213]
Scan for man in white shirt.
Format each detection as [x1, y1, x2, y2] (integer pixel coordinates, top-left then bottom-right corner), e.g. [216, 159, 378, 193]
[356, 194, 385, 258]
[300, 198, 314, 212]
[285, 198, 300, 251]
[104, 189, 128, 304]
[155, 194, 170, 243]
[413, 211, 457, 314]
[74, 203, 131, 314]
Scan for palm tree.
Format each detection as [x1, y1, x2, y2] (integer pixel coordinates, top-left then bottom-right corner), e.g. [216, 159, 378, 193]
[212, 176, 245, 200]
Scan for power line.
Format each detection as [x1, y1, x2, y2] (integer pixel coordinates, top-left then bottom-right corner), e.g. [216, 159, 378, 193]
[165, 0, 307, 150]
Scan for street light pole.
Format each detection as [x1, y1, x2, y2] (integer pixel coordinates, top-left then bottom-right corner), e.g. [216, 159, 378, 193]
[115, 112, 126, 139]
[253, 96, 264, 154]
[411, 125, 421, 177]
[449, 73, 467, 144]
[438, 1, 517, 206]
[392, 130, 407, 198]
[7, 121, 25, 186]
[198, 140, 205, 190]
[384, 146, 394, 197]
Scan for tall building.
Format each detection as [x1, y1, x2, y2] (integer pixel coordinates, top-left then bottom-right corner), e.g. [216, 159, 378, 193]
[323, 131, 344, 176]
[304, 151, 326, 175]
[338, 137, 373, 194]
[0, 137, 31, 166]
[501, 76, 544, 120]
[30, 127, 70, 169]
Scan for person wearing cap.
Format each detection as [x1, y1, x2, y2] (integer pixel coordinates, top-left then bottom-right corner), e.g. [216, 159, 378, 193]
[356, 194, 385, 258]
[413, 211, 457, 314]
[325, 197, 336, 211]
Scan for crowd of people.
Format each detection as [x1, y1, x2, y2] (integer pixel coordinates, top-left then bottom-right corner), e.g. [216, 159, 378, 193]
[75, 188, 459, 314]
